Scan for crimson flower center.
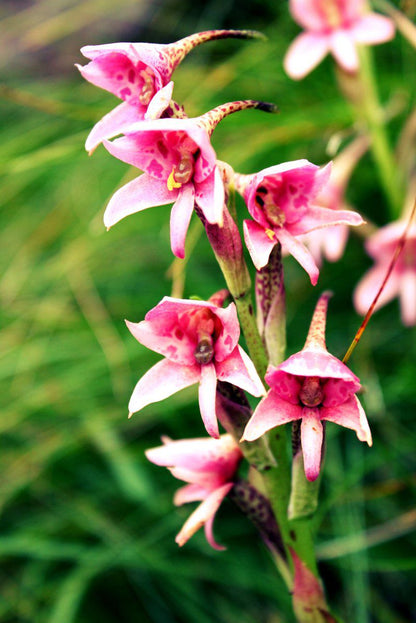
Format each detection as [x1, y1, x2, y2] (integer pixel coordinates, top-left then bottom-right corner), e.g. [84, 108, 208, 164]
[299, 376, 324, 407]
[255, 186, 286, 227]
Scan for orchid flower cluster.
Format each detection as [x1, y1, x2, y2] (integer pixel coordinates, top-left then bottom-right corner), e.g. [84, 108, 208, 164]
[78, 2, 414, 620]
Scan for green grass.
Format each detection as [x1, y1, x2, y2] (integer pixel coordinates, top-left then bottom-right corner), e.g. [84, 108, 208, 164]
[1, 1, 415, 622]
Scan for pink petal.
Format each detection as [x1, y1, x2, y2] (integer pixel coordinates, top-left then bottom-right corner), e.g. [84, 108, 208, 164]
[399, 269, 416, 326]
[351, 14, 395, 45]
[128, 358, 200, 415]
[199, 363, 219, 438]
[170, 183, 195, 258]
[103, 173, 176, 229]
[241, 390, 302, 442]
[321, 395, 372, 445]
[125, 316, 196, 365]
[353, 263, 400, 316]
[175, 483, 233, 548]
[265, 368, 302, 404]
[289, 205, 364, 235]
[243, 220, 276, 270]
[276, 228, 320, 285]
[146, 434, 241, 474]
[278, 350, 361, 390]
[195, 167, 225, 225]
[173, 483, 208, 505]
[321, 225, 349, 263]
[289, 0, 328, 31]
[85, 102, 143, 154]
[329, 30, 359, 72]
[284, 32, 329, 80]
[216, 346, 265, 397]
[301, 408, 323, 482]
[145, 81, 174, 120]
[212, 303, 240, 361]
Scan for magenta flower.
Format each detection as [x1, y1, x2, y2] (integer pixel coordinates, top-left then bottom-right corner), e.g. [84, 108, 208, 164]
[242, 292, 372, 481]
[146, 434, 242, 549]
[103, 100, 275, 258]
[77, 30, 260, 152]
[235, 159, 364, 284]
[354, 220, 416, 326]
[284, 0, 395, 79]
[127, 296, 265, 439]
[300, 136, 369, 266]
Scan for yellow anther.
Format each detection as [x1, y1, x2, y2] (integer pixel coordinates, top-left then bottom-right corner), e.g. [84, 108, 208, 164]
[167, 168, 182, 191]
[265, 228, 275, 240]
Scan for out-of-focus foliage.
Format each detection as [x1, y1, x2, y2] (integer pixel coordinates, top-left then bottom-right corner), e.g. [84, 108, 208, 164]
[0, 1, 415, 622]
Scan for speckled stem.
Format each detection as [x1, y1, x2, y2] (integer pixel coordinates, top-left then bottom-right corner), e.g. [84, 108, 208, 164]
[168, 29, 265, 72]
[199, 99, 278, 136]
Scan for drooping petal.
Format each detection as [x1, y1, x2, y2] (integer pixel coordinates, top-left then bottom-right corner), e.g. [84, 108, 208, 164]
[170, 183, 195, 258]
[283, 32, 330, 80]
[175, 483, 233, 548]
[242, 390, 302, 442]
[173, 483, 208, 505]
[198, 363, 219, 438]
[128, 358, 200, 415]
[289, 205, 364, 235]
[146, 434, 241, 475]
[216, 346, 265, 397]
[145, 81, 174, 119]
[103, 173, 176, 229]
[351, 14, 395, 45]
[399, 269, 416, 326]
[329, 29, 359, 72]
[243, 220, 276, 270]
[195, 167, 225, 225]
[321, 395, 372, 445]
[85, 101, 143, 153]
[300, 408, 323, 482]
[276, 228, 320, 285]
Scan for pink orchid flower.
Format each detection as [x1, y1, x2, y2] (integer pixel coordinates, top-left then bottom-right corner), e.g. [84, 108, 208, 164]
[103, 100, 275, 259]
[284, 0, 395, 79]
[77, 30, 259, 152]
[127, 296, 265, 439]
[235, 159, 364, 284]
[242, 292, 372, 481]
[300, 136, 369, 266]
[354, 220, 416, 326]
[146, 434, 243, 549]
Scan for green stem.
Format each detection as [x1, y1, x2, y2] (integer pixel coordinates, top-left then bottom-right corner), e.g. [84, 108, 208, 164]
[355, 45, 403, 217]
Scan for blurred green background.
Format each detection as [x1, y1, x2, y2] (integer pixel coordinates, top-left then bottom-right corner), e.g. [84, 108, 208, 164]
[1, 1, 416, 621]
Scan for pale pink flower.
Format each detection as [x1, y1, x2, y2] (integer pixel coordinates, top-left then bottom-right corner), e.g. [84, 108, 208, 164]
[146, 434, 243, 549]
[242, 292, 372, 481]
[127, 297, 265, 439]
[77, 30, 260, 151]
[284, 0, 395, 79]
[300, 136, 369, 266]
[103, 100, 276, 259]
[235, 160, 364, 284]
[354, 220, 416, 326]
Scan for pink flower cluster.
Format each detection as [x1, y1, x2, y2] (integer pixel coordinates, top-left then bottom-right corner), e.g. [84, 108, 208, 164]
[78, 28, 375, 550]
